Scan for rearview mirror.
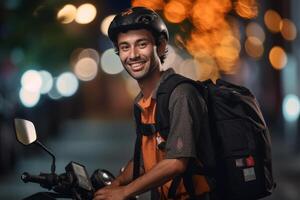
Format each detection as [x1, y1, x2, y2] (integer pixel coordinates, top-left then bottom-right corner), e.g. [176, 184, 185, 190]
[14, 118, 37, 145]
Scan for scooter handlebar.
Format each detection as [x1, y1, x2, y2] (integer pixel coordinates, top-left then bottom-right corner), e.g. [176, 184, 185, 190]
[21, 172, 59, 190]
[21, 172, 46, 183]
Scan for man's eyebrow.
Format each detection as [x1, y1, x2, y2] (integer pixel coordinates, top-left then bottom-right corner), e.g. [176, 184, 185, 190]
[136, 38, 150, 43]
[118, 38, 151, 47]
[118, 41, 129, 46]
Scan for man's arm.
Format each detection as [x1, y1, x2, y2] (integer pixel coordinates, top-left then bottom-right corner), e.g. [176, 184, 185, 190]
[111, 160, 134, 187]
[93, 158, 188, 200]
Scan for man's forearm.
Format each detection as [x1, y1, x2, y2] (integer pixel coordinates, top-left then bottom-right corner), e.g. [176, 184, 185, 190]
[123, 158, 188, 198]
[113, 160, 134, 186]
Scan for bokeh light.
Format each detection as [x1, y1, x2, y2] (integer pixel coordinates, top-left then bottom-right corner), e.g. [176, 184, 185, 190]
[283, 94, 300, 123]
[57, 4, 77, 24]
[19, 88, 40, 108]
[70, 48, 84, 67]
[196, 60, 219, 82]
[164, 0, 189, 24]
[74, 57, 98, 81]
[215, 45, 239, 73]
[48, 78, 63, 100]
[245, 36, 264, 59]
[131, 0, 165, 10]
[264, 9, 281, 33]
[246, 22, 265, 42]
[101, 15, 116, 36]
[78, 48, 100, 64]
[191, 0, 231, 31]
[280, 18, 297, 41]
[269, 46, 287, 70]
[186, 30, 220, 59]
[75, 3, 97, 24]
[56, 72, 79, 97]
[100, 48, 124, 75]
[234, 0, 258, 19]
[39, 70, 53, 94]
[21, 70, 42, 93]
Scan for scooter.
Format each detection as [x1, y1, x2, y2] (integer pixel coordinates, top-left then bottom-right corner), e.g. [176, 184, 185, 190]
[14, 118, 116, 200]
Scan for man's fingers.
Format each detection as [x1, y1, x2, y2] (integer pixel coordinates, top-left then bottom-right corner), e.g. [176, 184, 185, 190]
[93, 194, 105, 200]
[94, 188, 107, 195]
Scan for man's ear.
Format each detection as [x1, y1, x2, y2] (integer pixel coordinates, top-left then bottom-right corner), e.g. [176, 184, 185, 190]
[157, 38, 167, 57]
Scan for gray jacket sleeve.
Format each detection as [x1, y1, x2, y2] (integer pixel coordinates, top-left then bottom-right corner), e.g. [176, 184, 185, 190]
[165, 83, 207, 159]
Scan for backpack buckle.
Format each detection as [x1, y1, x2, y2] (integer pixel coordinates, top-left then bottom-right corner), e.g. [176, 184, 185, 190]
[140, 123, 157, 136]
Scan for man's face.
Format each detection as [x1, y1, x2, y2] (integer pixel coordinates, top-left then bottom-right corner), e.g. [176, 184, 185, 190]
[117, 29, 161, 80]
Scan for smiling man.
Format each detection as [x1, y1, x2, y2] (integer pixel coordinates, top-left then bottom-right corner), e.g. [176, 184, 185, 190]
[93, 7, 213, 200]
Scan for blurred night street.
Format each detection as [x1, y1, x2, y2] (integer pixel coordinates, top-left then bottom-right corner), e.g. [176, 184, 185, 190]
[0, 0, 300, 199]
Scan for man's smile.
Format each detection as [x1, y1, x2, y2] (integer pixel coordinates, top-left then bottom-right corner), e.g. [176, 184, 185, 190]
[128, 61, 147, 71]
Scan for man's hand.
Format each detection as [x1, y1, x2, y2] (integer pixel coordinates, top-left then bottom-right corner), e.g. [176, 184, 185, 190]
[93, 185, 128, 200]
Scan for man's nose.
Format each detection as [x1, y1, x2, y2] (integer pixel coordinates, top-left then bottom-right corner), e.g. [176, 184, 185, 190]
[129, 47, 140, 60]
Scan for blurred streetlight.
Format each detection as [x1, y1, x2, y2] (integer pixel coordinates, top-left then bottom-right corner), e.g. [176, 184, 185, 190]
[57, 4, 77, 24]
[56, 72, 79, 97]
[101, 15, 116, 36]
[75, 3, 97, 24]
[19, 88, 40, 108]
[100, 48, 124, 75]
[269, 46, 287, 70]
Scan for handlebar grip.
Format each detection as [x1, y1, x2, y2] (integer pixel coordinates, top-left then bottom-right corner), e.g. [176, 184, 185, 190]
[21, 172, 47, 184]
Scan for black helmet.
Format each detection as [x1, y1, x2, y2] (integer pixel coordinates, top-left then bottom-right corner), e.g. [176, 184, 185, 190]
[108, 7, 169, 43]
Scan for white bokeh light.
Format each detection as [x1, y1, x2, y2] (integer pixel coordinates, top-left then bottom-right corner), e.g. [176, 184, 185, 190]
[100, 48, 124, 75]
[48, 78, 62, 100]
[75, 3, 97, 24]
[39, 70, 53, 94]
[57, 4, 77, 24]
[56, 72, 79, 97]
[74, 57, 98, 81]
[101, 15, 116, 36]
[21, 70, 43, 93]
[78, 48, 100, 64]
[283, 94, 300, 122]
[19, 88, 40, 108]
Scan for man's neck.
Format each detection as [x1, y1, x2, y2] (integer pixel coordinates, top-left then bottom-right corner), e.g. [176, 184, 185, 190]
[138, 69, 162, 99]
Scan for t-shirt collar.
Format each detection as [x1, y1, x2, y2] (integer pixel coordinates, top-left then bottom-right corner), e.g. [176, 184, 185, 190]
[134, 68, 175, 105]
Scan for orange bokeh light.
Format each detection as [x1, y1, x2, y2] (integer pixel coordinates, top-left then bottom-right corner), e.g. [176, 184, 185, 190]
[234, 0, 258, 19]
[280, 18, 297, 41]
[269, 46, 287, 70]
[131, 0, 165, 10]
[186, 30, 222, 59]
[196, 60, 219, 82]
[164, 0, 190, 24]
[245, 36, 264, 59]
[215, 45, 239, 73]
[246, 22, 265, 42]
[191, 0, 231, 31]
[264, 9, 281, 33]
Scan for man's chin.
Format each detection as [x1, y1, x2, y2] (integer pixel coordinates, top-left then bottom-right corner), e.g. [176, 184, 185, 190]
[130, 72, 148, 81]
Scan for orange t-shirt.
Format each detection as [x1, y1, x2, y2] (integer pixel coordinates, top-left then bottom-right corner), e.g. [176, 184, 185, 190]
[138, 95, 210, 200]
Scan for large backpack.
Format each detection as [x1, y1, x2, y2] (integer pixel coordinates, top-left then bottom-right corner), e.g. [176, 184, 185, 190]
[133, 73, 275, 200]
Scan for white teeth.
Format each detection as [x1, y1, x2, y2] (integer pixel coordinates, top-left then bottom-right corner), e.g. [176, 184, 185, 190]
[130, 62, 144, 69]
[132, 63, 142, 68]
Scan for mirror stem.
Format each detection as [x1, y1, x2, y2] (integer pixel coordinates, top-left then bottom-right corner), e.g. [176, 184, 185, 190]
[35, 140, 56, 174]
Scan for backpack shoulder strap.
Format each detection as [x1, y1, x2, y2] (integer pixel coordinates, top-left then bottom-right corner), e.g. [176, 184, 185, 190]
[133, 104, 142, 180]
[156, 73, 196, 139]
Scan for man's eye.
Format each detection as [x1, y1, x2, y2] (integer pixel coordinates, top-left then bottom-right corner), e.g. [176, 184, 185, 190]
[120, 45, 129, 51]
[138, 42, 147, 48]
